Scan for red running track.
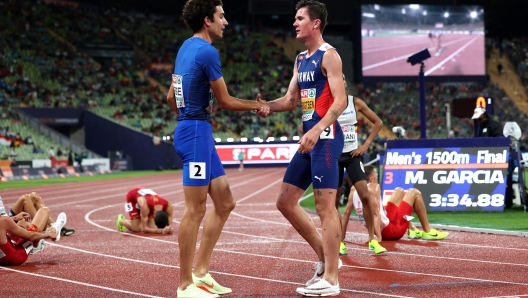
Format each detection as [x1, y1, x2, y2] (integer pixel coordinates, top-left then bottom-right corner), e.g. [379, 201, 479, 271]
[1, 167, 528, 297]
[362, 34, 485, 77]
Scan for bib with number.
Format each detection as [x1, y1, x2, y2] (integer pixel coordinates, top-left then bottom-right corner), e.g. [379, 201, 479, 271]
[172, 74, 185, 108]
[342, 124, 358, 151]
[319, 124, 335, 139]
[301, 88, 316, 121]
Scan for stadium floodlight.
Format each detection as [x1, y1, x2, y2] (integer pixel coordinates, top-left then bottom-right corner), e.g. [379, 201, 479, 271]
[444, 12, 449, 18]
[409, 4, 419, 9]
[362, 13, 375, 18]
[374, 4, 380, 10]
[280, 136, 288, 141]
[401, 8, 406, 14]
[253, 137, 261, 142]
[227, 138, 234, 142]
[240, 137, 248, 142]
[162, 136, 167, 141]
[470, 11, 477, 18]
[266, 137, 275, 142]
[292, 136, 300, 141]
[214, 138, 221, 142]
[423, 11, 427, 16]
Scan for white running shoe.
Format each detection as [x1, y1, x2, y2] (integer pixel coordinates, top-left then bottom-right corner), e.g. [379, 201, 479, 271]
[296, 279, 340, 297]
[305, 259, 342, 287]
[51, 212, 67, 241]
[30, 239, 45, 254]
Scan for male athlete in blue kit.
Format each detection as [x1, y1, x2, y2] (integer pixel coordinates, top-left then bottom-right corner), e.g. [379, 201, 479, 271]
[166, 1, 269, 297]
[267, 1, 347, 296]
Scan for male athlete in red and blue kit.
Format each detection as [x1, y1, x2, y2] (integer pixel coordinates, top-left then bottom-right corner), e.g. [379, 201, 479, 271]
[267, 1, 347, 296]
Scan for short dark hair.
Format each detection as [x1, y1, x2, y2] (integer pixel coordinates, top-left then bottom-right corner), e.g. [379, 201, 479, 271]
[295, 0, 328, 33]
[182, 0, 223, 33]
[154, 211, 169, 229]
[364, 165, 375, 180]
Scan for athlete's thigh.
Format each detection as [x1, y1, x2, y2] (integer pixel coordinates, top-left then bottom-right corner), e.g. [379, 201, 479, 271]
[130, 219, 141, 231]
[283, 152, 312, 191]
[310, 140, 341, 190]
[174, 120, 216, 186]
[344, 155, 366, 185]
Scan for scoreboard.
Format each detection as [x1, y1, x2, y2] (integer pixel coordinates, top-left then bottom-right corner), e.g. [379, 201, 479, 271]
[382, 138, 510, 212]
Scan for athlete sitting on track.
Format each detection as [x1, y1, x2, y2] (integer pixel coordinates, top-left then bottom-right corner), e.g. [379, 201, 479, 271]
[0, 208, 66, 265]
[351, 165, 449, 242]
[8, 192, 75, 237]
[116, 187, 173, 235]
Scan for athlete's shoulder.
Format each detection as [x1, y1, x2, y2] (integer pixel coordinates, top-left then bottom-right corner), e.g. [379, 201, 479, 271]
[318, 43, 335, 52]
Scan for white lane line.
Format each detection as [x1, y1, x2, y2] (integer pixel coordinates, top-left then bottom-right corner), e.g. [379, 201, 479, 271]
[362, 36, 472, 71]
[86, 196, 528, 289]
[49, 170, 280, 208]
[236, 178, 282, 203]
[0, 266, 161, 297]
[362, 36, 470, 53]
[425, 36, 480, 76]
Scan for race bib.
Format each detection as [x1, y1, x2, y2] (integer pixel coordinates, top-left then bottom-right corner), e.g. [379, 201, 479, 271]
[320, 125, 334, 139]
[342, 124, 358, 150]
[124, 202, 134, 212]
[172, 74, 185, 108]
[301, 88, 316, 121]
[138, 189, 157, 196]
[190, 162, 206, 179]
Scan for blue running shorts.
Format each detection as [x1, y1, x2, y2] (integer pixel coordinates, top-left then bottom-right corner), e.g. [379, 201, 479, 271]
[283, 130, 344, 190]
[174, 120, 225, 186]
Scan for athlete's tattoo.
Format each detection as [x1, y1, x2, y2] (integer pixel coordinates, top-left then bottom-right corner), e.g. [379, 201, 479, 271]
[330, 109, 339, 120]
[317, 189, 322, 197]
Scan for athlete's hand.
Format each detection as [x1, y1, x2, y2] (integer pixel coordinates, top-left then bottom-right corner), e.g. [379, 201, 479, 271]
[350, 143, 369, 157]
[45, 226, 59, 239]
[255, 94, 270, 118]
[12, 212, 31, 222]
[297, 127, 321, 154]
[161, 226, 173, 234]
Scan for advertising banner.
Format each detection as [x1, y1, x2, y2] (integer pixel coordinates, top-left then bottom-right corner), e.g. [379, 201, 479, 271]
[215, 143, 300, 165]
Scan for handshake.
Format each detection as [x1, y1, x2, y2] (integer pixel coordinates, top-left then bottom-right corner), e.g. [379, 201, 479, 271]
[254, 94, 271, 118]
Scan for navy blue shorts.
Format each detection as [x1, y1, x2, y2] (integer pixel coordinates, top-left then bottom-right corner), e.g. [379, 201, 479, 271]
[283, 130, 344, 190]
[173, 120, 225, 186]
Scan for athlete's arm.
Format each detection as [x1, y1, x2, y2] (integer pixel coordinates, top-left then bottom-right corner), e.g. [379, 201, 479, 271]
[368, 183, 383, 241]
[350, 98, 383, 157]
[298, 49, 346, 153]
[210, 78, 269, 114]
[267, 66, 300, 112]
[166, 83, 179, 115]
[2, 217, 55, 241]
[138, 197, 161, 234]
[10, 212, 30, 222]
[166, 203, 174, 230]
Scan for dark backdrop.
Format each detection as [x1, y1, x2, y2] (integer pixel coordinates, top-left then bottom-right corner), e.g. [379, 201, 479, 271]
[78, 0, 528, 38]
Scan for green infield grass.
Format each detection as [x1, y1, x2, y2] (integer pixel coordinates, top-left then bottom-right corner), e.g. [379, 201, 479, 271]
[0, 170, 180, 190]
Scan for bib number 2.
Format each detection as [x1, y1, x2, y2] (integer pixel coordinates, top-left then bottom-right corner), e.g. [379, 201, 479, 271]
[189, 162, 206, 179]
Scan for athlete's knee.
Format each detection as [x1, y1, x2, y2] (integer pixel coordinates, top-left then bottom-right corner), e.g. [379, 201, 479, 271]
[29, 192, 43, 204]
[216, 198, 236, 215]
[393, 187, 405, 196]
[408, 188, 421, 198]
[187, 201, 207, 218]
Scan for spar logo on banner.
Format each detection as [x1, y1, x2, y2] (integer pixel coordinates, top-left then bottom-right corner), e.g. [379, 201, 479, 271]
[215, 143, 300, 165]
